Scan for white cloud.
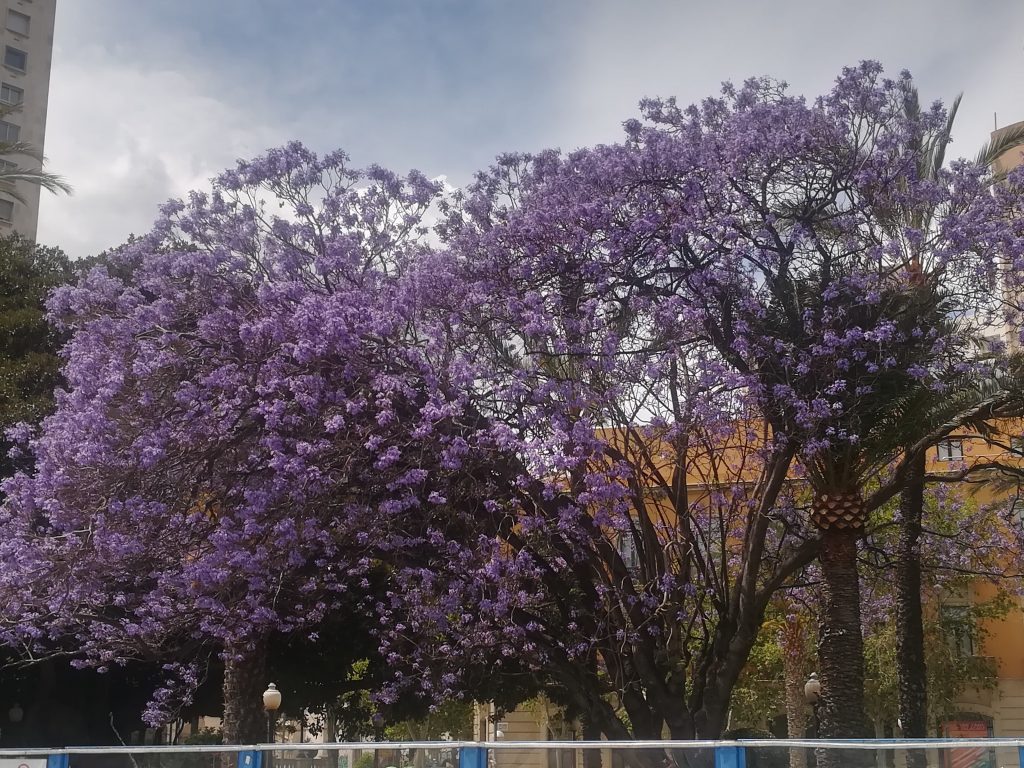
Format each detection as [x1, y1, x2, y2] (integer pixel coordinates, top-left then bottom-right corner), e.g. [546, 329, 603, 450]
[561, 0, 1024, 160]
[33, 1, 1024, 259]
[36, 42, 286, 258]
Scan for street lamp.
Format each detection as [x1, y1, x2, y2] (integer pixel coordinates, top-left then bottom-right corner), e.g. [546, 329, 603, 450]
[264, 683, 282, 768]
[371, 713, 385, 768]
[5, 702, 23, 747]
[804, 673, 821, 737]
[803, 673, 821, 706]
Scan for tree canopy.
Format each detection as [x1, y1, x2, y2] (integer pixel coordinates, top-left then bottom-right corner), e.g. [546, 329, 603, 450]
[2, 63, 1024, 757]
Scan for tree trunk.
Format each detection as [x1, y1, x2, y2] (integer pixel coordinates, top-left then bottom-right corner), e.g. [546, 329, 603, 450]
[816, 527, 871, 768]
[782, 616, 809, 768]
[325, 705, 339, 768]
[896, 451, 928, 768]
[581, 717, 603, 768]
[222, 638, 269, 745]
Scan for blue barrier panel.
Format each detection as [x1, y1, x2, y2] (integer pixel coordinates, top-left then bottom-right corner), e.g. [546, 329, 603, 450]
[715, 746, 746, 768]
[47, 756, 69, 768]
[238, 750, 264, 768]
[460, 746, 488, 768]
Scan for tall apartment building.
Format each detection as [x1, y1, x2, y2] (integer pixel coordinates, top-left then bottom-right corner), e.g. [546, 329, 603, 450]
[0, 0, 55, 240]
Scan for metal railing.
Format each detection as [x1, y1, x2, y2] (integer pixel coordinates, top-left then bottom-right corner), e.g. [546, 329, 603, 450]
[0, 739, 1019, 768]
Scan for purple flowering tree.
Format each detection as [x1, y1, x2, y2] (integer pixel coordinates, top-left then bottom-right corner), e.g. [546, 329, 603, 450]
[3, 63, 1024, 767]
[886, 86, 1024, 761]
[0, 143, 504, 742]
[429, 62, 1024, 763]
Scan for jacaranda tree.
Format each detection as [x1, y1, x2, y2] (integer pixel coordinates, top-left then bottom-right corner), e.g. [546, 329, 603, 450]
[0, 144, 516, 742]
[425, 62, 1024, 763]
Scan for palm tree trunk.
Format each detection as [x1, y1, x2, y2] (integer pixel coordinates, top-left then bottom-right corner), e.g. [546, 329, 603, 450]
[896, 452, 928, 768]
[222, 638, 269, 745]
[782, 617, 809, 768]
[816, 527, 871, 768]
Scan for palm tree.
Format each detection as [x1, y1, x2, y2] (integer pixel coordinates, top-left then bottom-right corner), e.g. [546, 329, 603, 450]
[0, 103, 71, 206]
[795, 91, 1024, 768]
[892, 88, 1024, 758]
[789, 279, 953, 768]
[0, 140, 72, 200]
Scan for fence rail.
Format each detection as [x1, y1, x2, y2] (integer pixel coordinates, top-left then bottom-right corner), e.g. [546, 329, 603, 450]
[2, 738, 1024, 756]
[0, 740, 1020, 768]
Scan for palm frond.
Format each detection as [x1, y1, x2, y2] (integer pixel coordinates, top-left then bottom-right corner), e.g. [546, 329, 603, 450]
[975, 121, 1024, 169]
[0, 101, 73, 201]
[0, 102, 23, 121]
[858, 375, 993, 475]
[0, 168, 72, 203]
[0, 140, 42, 161]
[0, 136, 72, 204]
[927, 93, 962, 180]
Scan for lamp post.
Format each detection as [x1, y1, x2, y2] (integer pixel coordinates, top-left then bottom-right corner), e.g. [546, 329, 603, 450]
[371, 713, 385, 768]
[804, 672, 821, 733]
[804, 672, 821, 768]
[5, 702, 23, 747]
[263, 683, 282, 768]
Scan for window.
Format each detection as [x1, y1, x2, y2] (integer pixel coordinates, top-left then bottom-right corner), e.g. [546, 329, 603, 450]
[6, 10, 29, 36]
[0, 159, 16, 172]
[4, 46, 26, 72]
[941, 605, 975, 657]
[1011, 436, 1024, 455]
[0, 120, 19, 143]
[0, 83, 22, 105]
[936, 439, 964, 462]
[0, 199, 13, 222]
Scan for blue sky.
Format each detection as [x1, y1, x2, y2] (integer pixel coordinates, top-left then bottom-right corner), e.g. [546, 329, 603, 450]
[38, 0, 1024, 257]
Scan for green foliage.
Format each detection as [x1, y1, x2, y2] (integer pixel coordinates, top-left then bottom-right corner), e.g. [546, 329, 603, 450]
[862, 492, 1009, 726]
[383, 700, 474, 741]
[269, 609, 382, 722]
[0, 234, 74, 477]
[183, 727, 223, 745]
[729, 616, 787, 729]
[730, 488, 1010, 732]
[863, 605, 1001, 727]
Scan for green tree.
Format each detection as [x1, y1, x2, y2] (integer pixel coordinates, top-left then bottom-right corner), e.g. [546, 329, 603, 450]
[0, 234, 74, 478]
[730, 490, 1015, 738]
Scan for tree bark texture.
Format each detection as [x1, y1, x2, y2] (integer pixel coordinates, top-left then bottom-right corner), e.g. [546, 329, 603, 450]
[816, 527, 871, 768]
[581, 717, 604, 768]
[782, 616, 809, 768]
[896, 451, 928, 768]
[221, 638, 269, 745]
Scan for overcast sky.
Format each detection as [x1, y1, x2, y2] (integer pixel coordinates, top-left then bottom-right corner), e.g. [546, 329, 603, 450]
[36, 0, 1024, 258]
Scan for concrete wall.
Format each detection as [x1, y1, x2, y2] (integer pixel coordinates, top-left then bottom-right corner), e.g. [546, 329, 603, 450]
[475, 701, 582, 768]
